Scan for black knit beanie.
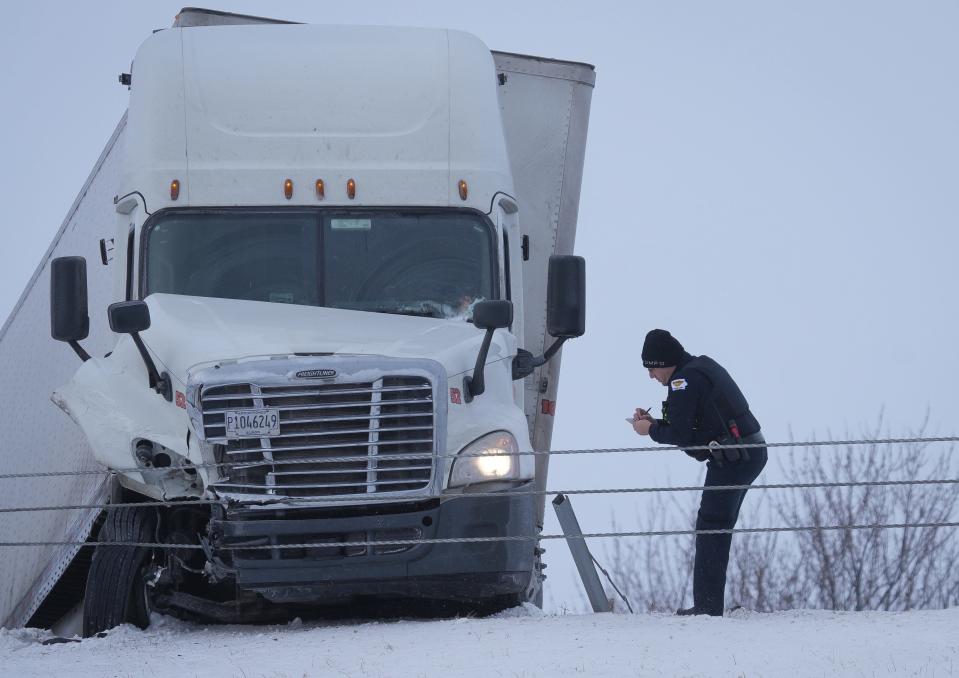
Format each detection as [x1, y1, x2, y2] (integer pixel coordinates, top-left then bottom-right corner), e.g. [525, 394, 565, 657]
[642, 329, 685, 368]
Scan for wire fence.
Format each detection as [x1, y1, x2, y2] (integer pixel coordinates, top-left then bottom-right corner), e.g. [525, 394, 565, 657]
[1, 521, 958, 551]
[1, 477, 958, 514]
[0, 435, 955, 481]
[0, 435, 956, 551]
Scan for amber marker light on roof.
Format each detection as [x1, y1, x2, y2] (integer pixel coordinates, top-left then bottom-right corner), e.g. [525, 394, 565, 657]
[284, 179, 294, 200]
[170, 179, 180, 201]
[458, 180, 468, 201]
[347, 178, 356, 200]
[315, 179, 325, 199]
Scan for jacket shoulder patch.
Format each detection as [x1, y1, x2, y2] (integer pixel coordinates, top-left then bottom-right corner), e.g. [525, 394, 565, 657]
[670, 378, 688, 391]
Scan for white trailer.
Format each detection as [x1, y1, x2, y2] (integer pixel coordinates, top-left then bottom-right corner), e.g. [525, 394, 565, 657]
[0, 8, 594, 632]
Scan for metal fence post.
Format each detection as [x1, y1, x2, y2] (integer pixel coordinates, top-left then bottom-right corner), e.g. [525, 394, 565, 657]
[552, 493, 612, 612]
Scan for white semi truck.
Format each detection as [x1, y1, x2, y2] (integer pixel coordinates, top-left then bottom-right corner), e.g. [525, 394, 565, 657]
[0, 8, 594, 635]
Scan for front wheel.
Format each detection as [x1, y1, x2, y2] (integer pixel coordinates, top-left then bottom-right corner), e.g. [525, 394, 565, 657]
[483, 546, 545, 614]
[82, 506, 156, 637]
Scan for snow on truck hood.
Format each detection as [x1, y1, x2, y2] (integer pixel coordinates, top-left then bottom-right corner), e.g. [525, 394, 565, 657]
[139, 294, 512, 384]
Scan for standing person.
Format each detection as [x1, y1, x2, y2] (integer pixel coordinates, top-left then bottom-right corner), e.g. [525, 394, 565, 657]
[629, 329, 767, 616]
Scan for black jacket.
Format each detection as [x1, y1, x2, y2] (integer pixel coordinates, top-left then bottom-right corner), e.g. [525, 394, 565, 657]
[649, 352, 760, 458]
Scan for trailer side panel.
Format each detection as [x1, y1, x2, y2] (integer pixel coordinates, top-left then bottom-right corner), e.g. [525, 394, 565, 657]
[492, 53, 594, 527]
[0, 117, 126, 627]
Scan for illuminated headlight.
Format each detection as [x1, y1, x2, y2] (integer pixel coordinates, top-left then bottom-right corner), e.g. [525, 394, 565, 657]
[449, 431, 520, 489]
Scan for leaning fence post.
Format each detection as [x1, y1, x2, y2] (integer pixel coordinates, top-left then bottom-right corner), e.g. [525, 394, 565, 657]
[552, 493, 612, 612]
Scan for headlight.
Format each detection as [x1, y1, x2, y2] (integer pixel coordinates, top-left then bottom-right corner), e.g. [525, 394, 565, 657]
[448, 431, 520, 488]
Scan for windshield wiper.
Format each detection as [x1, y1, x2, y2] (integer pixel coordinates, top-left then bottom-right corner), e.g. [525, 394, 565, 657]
[381, 308, 444, 318]
[356, 303, 447, 319]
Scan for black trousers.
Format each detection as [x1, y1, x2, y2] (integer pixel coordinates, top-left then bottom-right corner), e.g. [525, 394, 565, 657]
[693, 436, 767, 615]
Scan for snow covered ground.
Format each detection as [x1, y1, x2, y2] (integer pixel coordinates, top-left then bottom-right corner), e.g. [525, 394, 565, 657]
[2, 605, 957, 677]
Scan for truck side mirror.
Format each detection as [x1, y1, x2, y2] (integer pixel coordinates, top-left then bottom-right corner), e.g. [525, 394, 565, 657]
[546, 255, 586, 339]
[473, 299, 513, 330]
[511, 255, 587, 381]
[465, 300, 515, 401]
[50, 256, 91, 361]
[109, 300, 151, 334]
[107, 300, 171, 402]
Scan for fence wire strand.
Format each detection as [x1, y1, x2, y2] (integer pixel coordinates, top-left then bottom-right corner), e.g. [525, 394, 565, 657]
[0, 435, 956, 481]
[1, 521, 958, 551]
[1, 477, 957, 514]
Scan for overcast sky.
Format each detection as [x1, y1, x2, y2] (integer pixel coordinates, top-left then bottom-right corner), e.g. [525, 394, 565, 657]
[2, 1, 957, 612]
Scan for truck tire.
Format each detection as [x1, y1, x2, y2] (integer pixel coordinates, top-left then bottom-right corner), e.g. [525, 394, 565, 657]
[531, 581, 544, 609]
[524, 548, 545, 609]
[82, 506, 156, 637]
[482, 549, 543, 614]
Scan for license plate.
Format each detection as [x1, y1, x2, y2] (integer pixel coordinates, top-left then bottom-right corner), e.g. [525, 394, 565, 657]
[224, 408, 280, 438]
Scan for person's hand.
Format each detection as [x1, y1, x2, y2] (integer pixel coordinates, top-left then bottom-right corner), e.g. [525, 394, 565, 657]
[635, 407, 654, 422]
[632, 418, 653, 436]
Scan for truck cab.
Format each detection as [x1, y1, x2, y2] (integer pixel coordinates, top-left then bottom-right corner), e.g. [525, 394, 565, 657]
[37, 11, 593, 635]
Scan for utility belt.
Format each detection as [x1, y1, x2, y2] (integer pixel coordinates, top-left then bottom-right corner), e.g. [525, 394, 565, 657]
[707, 429, 764, 465]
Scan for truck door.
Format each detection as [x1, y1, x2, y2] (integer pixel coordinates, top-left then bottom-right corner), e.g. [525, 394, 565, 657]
[112, 202, 142, 305]
[495, 196, 524, 410]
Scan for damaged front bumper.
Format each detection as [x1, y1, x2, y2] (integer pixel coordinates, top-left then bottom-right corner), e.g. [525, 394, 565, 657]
[209, 486, 537, 605]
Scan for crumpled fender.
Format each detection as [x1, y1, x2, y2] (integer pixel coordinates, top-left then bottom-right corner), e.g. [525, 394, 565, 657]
[52, 355, 192, 488]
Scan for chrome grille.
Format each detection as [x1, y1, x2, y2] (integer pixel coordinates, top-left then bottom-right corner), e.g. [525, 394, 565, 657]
[201, 377, 434, 497]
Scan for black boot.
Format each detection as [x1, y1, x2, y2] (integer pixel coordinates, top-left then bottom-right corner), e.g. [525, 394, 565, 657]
[676, 606, 723, 617]
[675, 606, 709, 616]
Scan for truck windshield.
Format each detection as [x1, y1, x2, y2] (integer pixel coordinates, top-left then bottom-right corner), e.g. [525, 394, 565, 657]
[142, 210, 496, 319]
